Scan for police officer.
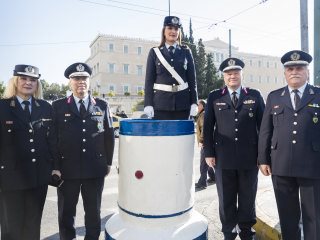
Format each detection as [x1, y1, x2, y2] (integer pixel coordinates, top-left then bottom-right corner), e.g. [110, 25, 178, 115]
[144, 16, 198, 120]
[195, 99, 215, 190]
[0, 65, 56, 239]
[203, 58, 265, 240]
[52, 62, 115, 240]
[258, 50, 320, 240]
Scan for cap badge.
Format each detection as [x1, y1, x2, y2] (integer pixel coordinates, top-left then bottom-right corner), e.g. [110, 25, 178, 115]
[25, 66, 35, 73]
[76, 64, 85, 72]
[172, 17, 179, 24]
[228, 59, 235, 66]
[290, 52, 300, 61]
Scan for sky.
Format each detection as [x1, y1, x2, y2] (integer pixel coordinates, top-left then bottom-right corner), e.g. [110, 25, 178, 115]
[0, 0, 315, 84]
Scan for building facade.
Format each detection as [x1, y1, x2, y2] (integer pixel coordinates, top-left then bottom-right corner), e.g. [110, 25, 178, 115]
[86, 34, 286, 113]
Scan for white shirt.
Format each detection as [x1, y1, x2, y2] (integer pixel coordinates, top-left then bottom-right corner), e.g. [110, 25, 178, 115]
[287, 82, 307, 109]
[16, 96, 32, 112]
[165, 42, 178, 54]
[73, 95, 89, 111]
[227, 86, 241, 100]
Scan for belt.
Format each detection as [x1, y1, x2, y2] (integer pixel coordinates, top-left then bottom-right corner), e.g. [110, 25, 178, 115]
[153, 83, 189, 92]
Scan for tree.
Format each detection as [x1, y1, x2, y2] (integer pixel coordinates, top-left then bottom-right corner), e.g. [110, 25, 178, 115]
[0, 81, 5, 98]
[195, 39, 207, 99]
[204, 53, 224, 98]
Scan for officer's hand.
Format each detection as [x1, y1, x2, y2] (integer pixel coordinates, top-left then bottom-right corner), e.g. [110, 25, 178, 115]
[205, 157, 215, 167]
[144, 106, 154, 118]
[259, 164, 272, 176]
[106, 165, 111, 176]
[52, 170, 62, 178]
[189, 104, 198, 117]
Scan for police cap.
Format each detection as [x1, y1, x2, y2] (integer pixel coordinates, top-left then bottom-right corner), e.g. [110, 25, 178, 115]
[281, 50, 312, 67]
[163, 16, 182, 28]
[13, 64, 41, 78]
[219, 57, 245, 72]
[64, 62, 92, 78]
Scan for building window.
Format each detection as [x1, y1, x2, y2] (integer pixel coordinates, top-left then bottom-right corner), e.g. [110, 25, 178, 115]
[250, 75, 254, 82]
[136, 85, 144, 93]
[275, 77, 278, 83]
[109, 43, 114, 52]
[258, 61, 262, 67]
[124, 45, 128, 54]
[108, 63, 115, 74]
[258, 76, 262, 83]
[137, 65, 143, 76]
[93, 65, 96, 76]
[267, 61, 269, 68]
[109, 85, 115, 92]
[250, 60, 253, 66]
[267, 76, 270, 83]
[123, 64, 129, 74]
[221, 53, 224, 61]
[97, 63, 99, 73]
[123, 85, 130, 93]
[274, 62, 277, 68]
[137, 47, 142, 55]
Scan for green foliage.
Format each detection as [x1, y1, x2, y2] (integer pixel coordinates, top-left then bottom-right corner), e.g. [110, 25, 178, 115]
[137, 90, 144, 96]
[107, 91, 115, 97]
[132, 99, 144, 112]
[40, 79, 70, 100]
[0, 81, 5, 98]
[124, 92, 130, 96]
[204, 53, 224, 97]
[92, 91, 99, 97]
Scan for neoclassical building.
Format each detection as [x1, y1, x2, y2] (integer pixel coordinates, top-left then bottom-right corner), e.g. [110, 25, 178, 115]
[86, 34, 286, 113]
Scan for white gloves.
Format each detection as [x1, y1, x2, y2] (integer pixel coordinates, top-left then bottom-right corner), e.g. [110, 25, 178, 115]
[189, 104, 198, 117]
[144, 106, 154, 118]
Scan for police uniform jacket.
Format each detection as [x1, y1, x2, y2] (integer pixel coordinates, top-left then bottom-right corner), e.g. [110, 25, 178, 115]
[144, 45, 197, 111]
[258, 84, 320, 179]
[0, 98, 56, 191]
[52, 95, 114, 179]
[203, 86, 265, 169]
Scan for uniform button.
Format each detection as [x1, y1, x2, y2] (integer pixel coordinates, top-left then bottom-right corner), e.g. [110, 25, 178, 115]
[235, 128, 238, 132]
[1, 166, 4, 169]
[293, 131, 297, 134]
[83, 139, 86, 142]
[82, 129, 86, 132]
[31, 149, 35, 152]
[32, 159, 36, 162]
[294, 113, 298, 116]
[219, 108, 221, 111]
[64, 119, 67, 122]
[30, 139, 34, 142]
[171, 59, 173, 61]
[8, 129, 11, 132]
[82, 149, 86, 152]
[235, 118, 238, 122]
[235, 138, 238, 141]
[293, 122, 297, 125]
[235, 110, 238, 113]
[29, 129, 33, 133]
[274, 112, 277, 115]
[83, 120, 86, 123]
[292, 140, 296, 144]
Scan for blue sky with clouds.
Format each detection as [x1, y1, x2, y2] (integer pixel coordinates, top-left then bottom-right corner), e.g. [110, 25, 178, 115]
[0, 0, 315, 84]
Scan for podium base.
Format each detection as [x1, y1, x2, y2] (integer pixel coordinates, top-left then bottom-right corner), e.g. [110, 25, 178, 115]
[105, 210, 208, 240]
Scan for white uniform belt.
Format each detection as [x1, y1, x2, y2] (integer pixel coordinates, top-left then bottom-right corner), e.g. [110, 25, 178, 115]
[153, 83, 189, 92]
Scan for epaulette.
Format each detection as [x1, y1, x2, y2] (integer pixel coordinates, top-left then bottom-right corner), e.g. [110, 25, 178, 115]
[181, 45, 189, 49]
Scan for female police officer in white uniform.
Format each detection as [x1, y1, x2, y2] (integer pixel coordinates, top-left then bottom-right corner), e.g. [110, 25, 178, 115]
[0, 65, 56, 240]
[144, 16, 198, 120]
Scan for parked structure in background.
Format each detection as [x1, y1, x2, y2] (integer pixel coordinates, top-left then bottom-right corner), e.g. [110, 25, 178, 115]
[86, 34, 285, 114]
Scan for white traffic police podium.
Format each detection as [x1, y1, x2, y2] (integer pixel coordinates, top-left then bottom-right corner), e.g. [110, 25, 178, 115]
[105, 119, 208, 240]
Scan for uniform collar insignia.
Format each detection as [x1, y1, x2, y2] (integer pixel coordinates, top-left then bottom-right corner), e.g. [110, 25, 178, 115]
[90, 96, 96, 105]
[221, 87, 227, 95]
[242, 86, 248, 95]
[34, 100, 40, 107]
[281, 89, 286, 96]
[10, 99, 15, 107]
[309, 88, 314, 95]
[67, 96, 72, 104]
[160, 46, 164, 50]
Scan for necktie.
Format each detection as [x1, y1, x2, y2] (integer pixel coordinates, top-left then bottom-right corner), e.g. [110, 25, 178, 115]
[232, 92, 238, 108]
[293, 89, 300, 109]
[168, 46, 175, 57]
[79, 99, 86, 117]
[22, 100, 31, 121]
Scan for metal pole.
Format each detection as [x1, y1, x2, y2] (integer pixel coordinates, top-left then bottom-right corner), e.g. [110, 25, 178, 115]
[229, 29, 232, 57]
[169, 0, 171, 16]
[300, 0, 309, 52]
[314, 0, 320, 85]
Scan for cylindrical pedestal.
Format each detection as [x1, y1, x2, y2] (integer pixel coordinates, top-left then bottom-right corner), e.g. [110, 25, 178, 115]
[105, 119, 208, 239]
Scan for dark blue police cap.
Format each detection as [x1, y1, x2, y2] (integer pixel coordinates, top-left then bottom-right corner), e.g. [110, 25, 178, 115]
[64, 62, 92, 78]
[281, 50, 312, 67]
[13, 64, 41, 78]
[219, 57, 245, 72]
[163, 16, 182, 28]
